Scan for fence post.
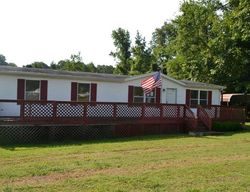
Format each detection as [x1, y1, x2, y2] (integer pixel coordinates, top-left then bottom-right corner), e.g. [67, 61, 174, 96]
[184, 105, 186, 118]
[113, 103, 117, 120]
[197, 106, 200, 120]
[52, 101, 57, 122]
[142, 103, 145, 120]
[20, 100, 25, 122]
[160, 104, 163, 120]
[177, 105, 180, 119]
[83, 103, 87, 124]
[215, 106, 218, 119]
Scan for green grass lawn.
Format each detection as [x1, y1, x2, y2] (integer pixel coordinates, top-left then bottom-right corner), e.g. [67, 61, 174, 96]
[1, 124, 250, 192]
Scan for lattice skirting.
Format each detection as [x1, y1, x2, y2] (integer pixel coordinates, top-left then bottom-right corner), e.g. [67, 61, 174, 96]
[0, 123, 184, 144]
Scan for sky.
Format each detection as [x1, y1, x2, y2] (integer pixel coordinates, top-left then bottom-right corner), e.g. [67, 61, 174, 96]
[0, 0, 181, 67]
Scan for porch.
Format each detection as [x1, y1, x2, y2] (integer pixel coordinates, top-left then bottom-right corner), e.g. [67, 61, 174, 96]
[0, 99, 246, 131]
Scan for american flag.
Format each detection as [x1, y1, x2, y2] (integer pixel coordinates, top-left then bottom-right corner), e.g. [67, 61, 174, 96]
[141, 72, 162, 94]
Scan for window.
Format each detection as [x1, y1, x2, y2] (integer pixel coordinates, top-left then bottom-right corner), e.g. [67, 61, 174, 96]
[133, 87, 144, 103]
[133, 87, 156, 103]
[190, 90, 199, 106]
[190, 90, 208, 106]
[25, 80, 40, 100]
[78, 83, 90, 102]
[200, 91, 208, 106]
[145, 90, 156, 103]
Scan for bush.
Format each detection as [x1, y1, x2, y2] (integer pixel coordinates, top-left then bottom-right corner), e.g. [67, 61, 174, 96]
[212, 121, 243, 132]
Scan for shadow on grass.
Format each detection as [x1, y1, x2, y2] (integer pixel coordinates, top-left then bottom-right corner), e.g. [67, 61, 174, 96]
[0, 133, 190, 151]
[2, 123, 250, 150]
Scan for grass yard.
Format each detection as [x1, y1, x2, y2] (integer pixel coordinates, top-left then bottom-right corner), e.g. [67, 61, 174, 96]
[1, 124, 250, 192]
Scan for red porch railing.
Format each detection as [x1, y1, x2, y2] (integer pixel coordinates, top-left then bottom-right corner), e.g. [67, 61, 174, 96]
[202, 105, 246, 122]
[197, 106, 212, 131]
[0, 100, 245, 131]
[184, 105, 197, 131]
[0, 100, 192, 125]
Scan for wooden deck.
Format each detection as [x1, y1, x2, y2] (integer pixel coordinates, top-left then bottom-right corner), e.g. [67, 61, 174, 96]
[0, 100, 246, 131]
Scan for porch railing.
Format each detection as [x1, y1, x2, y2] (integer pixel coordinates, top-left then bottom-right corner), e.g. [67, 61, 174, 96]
[184, 105, 197, 131]
[197, 106, 212, 131]
[202, 105, 246, 122]
[0, 100, 191, 125]
[0, 100, 246, 129]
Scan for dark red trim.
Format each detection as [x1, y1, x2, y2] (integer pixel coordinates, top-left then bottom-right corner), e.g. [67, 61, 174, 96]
[40, 80, 48, 100]
[90, 83, 97, 102]
[71, 82, 78, 101]
[156, 88, 161, 104]
[186, 89, 191, 106]
[208, 91, 212, 106]
[128, 86, 134, 103]
[17, 79, 25, 100]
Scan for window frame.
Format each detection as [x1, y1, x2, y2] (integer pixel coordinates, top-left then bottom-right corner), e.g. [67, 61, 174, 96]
[77, 83, 91, 102]
[133, 86, 144, 103]
[132, 86, 156, 103]
[145, 89, 156, 103]
[25, 80, 41, 100]
[190, 90, 208, 107]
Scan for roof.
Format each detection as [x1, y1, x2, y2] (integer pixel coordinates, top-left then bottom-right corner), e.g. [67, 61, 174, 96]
[0, 66, 128, 82]
[180, 80, 225, 90]
[0, 66, 225, 90]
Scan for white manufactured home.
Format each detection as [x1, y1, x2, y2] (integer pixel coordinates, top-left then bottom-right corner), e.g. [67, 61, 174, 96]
[0, 67, 224, 116]
[0, 65, 246, 142]
[0, 66, 224, 117]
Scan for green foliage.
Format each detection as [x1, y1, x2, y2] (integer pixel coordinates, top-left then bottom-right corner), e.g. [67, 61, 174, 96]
[0, 54, 16, 67]
[130, 31, 151, 74]
[96, 65, 114, 74]
[7, 63, 16, 67]
[24, 62, 49, 69]
[217, 0, 250, 92]
[151, 21, 178, 74]
[149, 0, 250, 93]
[110, 28, 132, 75]
[0, 54, 8, 65]
[166, 0, 223, 82]
[56, 52, 84, 71]
[49, 53, 114, 74]
[212, 121, 243, 131]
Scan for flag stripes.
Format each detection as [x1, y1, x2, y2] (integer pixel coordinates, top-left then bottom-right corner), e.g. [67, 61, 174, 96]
[141, 72, 162, 94]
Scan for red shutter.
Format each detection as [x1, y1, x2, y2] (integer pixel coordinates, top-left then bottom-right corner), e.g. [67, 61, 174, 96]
[40, 80, 48, 100]
[208, 91, 212, 106]
[156, 88, 161, 104]
[17, 79, 25, 100]
[128, 86, 134, 103]
[90, 83, 97, 102]
[186, 89, 191, 106]
[71, 82, 78, 101]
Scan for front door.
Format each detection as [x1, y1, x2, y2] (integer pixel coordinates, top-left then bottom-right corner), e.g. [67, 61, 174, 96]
[166, 88, 177, 104]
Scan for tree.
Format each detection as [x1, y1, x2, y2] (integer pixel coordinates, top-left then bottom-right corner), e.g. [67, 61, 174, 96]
[217, 0, 250, 92]
[96, 65, 114, 74]
[8, 63, 17, 67]
[56, 52, 85, 71]
[164, 0, 223, 82]
[130, 31, 151, 75]
[151, 21, 177, 74]
[24, 62, 49, 68]
[110, 28, 132, 75]
[86, 62, 97, 72]
[0, 54, 8, 65]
